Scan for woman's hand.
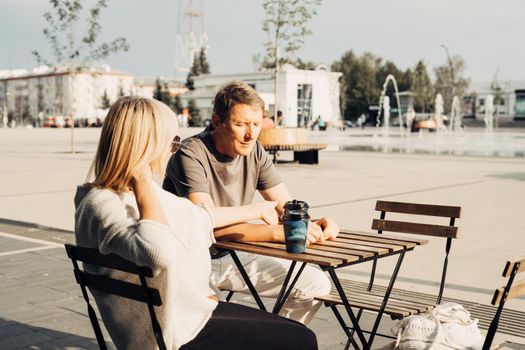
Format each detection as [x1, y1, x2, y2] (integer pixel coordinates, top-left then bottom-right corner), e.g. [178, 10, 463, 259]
[130, 164, 153, 191]
[254, 200, 279, 225]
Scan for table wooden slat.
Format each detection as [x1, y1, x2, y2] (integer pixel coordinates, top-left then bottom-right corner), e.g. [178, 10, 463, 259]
[214, 241, 343, 267]
[321, 240, 389, 255]
[334, 235, 405, 251]
[302, 243, 373, 259]
[246, 242, 361, 263]
[337, 232, 416, 250]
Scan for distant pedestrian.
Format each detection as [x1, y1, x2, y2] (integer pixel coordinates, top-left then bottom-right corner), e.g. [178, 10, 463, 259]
[262, 110, 275, 129]
[317, 115, 326, 131]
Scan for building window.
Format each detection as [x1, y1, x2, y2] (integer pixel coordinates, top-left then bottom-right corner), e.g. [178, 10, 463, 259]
[297, 84, 313, 127]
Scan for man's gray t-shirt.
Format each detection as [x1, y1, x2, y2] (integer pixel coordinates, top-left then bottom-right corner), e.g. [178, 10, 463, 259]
[163, 128, 281, 206]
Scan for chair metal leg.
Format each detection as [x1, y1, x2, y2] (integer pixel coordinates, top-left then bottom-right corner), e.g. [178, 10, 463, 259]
[366, 251, 405, 349]
[327, 268, 367, 350]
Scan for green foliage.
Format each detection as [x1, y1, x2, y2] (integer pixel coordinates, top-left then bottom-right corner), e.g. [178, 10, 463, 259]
[117, 85, 125, 98]
[187, 98, 201, 126]
[434, 55, 470, 114]
[153, 77, 172, 106]
[332, 50, 416, 119]
[332, 51, 380, 119]
[100, 89, 111, 109]
[411, 60, 434, 112]
[171, 95, 183, 114]
[291, 58, 318, 70]
[186, 47, 210, 90]
[32, 0, 130, 67]
[261, 0, 322, 70]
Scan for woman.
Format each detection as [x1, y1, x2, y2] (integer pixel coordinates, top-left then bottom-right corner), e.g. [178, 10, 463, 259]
[74, 96, 318, 350]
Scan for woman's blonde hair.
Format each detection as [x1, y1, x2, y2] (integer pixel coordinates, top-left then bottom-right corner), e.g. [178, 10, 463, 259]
[87, 96, 177, 192]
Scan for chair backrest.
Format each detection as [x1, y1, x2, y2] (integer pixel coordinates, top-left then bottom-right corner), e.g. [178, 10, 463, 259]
[369, 200, 461, 303]
[483, 257, 525, 350]
[64, 244, 167, 350]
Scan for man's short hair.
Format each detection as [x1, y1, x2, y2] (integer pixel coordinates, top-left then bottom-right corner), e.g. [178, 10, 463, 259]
[213, 81, 265, 124]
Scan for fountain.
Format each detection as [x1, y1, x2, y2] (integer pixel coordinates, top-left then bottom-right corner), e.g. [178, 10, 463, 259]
[375, 74, 404, 135]
[484, 95, 494, 134]
[382, 96, 390, 135]
[434, 93, 445, 132]
[449, 96, 463, 132]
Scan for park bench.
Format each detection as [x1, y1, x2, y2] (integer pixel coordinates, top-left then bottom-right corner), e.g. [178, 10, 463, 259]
[258, 128, 326, 164]
[316, 200, 461, 349]
[65, 244, 167, 350]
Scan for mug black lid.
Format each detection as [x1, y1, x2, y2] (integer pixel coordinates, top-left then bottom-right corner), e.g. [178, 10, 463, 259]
[283, 211, 310, 221]
[284, 200, 309, 211]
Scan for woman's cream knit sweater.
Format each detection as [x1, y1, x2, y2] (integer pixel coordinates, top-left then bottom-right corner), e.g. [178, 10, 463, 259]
[74, 182, 217, 349]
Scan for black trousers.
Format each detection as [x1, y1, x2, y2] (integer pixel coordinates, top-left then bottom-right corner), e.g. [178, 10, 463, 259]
[180, 301, 318, 350]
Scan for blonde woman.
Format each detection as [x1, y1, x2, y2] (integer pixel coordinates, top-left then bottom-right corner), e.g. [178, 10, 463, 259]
[74, 96, 317, 350]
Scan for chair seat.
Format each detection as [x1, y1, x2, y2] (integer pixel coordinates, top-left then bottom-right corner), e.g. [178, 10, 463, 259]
[315, 279, 437, 319]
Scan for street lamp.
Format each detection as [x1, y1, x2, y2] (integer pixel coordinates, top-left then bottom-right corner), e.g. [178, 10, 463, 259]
[440, 44, 455, 98]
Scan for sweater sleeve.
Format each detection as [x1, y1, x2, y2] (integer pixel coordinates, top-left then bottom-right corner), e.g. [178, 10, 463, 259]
[76, 192, 186, 274]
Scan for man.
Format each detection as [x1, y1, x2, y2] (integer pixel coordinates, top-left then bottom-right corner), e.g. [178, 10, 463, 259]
[163, 81, 339, 324]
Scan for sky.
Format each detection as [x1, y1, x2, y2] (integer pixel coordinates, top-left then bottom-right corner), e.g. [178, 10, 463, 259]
[1, 0, 523, 83]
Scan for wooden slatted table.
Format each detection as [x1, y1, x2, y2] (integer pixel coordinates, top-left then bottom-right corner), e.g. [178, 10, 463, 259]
[214, 229, 428, 350]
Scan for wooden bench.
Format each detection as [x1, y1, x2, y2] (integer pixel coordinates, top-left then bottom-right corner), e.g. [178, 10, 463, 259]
[258, 128, 326, 164]
[316, 200, 461, 348]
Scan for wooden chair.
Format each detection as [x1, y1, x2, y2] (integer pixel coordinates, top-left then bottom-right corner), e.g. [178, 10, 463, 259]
[64, 244, 167, 350]
[483, 257, 525, 350]
[316, 200, 461, 349]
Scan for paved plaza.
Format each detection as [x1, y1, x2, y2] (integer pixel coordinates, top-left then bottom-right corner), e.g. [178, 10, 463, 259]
[0, 127, 524, 349]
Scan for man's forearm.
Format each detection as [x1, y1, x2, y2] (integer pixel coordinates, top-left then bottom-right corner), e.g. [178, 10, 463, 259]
[214, 223, 284, 242]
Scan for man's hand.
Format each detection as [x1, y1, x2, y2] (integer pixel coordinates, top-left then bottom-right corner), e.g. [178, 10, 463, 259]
[254, 201, 279, 225]
[306, 221, 324, 245]
[313, 217, 340, 241]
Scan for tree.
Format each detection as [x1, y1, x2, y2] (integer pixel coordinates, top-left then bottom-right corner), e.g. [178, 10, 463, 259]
[434, 55, 470, 114]
[117, 85, 125, 98]
[332, 51, 382, 120]
[411, 60, 434, 112]
[198, 47, 210, 74]
[291, 58, 318, 70]
[101, 89, 111, 109]
[261, 0, 322, 120]
[187, 98, 201, 126]
[32, 0, 129, 67]
[186, 47, 210, 90]
[171, 95, 183, 114]
[32, 0, 129, 153]
[490, 72, 507, 127]
[153, 77, 172, 105]
[153, 78, 163, 101]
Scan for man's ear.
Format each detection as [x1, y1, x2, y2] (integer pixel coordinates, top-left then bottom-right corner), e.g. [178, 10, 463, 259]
[212, 114, 222, 129]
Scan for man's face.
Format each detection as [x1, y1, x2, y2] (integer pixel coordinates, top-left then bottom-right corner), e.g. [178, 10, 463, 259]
[216, 104, 263, 157]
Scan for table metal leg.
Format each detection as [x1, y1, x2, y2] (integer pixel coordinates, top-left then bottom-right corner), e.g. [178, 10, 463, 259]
[327, 268, 367, 350]
[366, 251, 405, 349]
[272, 262, 307, 314]
[228, 250, 267, 311]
